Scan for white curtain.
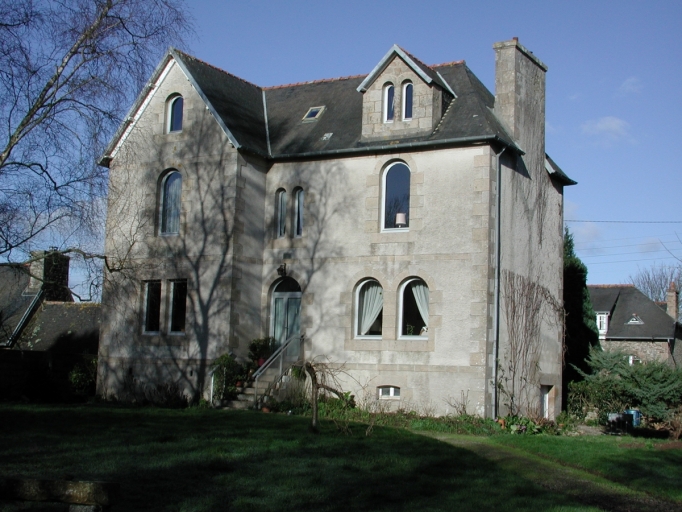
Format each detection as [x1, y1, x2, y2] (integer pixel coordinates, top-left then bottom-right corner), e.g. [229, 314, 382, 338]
[411, 281, 429, 330]
[162, 172, 182, 234]
[360, 281, 383, 335]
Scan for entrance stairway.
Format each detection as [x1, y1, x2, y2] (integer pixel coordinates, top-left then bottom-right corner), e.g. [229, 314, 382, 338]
[217, 367, 281, 410]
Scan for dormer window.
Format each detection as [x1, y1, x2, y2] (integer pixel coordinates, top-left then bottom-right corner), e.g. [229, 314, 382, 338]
[402, 82, 413, 120]
[596, 313, 609, 339]
[167, 95, 183, 133]
[626, 314, 644, 325]
[383, 84, 395, 123]
[302, 106, 325, 122]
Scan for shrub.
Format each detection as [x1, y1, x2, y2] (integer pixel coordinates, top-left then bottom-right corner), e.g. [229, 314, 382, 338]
[211, 353, 245, 401]
[248, 337, 277, 365]
[68, 356, 98, 396]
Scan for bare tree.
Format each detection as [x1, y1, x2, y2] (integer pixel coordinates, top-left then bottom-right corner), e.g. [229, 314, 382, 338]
[0, 0, 192, 266]
[630, 264, 682, 319]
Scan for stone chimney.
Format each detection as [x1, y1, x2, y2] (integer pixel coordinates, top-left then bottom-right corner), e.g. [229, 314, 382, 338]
[493, 38, 548, 179]
[666, 282, 678, 321]
[26, 249, 73, 301]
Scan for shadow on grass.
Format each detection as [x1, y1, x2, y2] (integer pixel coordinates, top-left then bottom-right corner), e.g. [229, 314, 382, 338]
[1, 405, 599, 511]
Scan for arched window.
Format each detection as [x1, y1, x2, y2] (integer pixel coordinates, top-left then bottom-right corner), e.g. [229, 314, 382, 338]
[383, 83, 395, 123]
[167, 95, 183, 133]
[399, 278, 429, 337]
[160, 170, 182, 235]
[382, 162, 410, 230]
[402, 82, 413, 120]
[355, 279, 383, 337]
[275, 189, 287, 238]
[294, 188, 304, 237]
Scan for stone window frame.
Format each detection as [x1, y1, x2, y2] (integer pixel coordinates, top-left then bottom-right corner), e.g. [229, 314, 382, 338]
[166, 94, 184, 133]
[402, 81, 413, 121]
[383, 82, 395, 123]
[397, 277, 429, 340]
[354, 278, 384, 339]
[381, 161, 410, 232]
[159, 169, 182, 236]
[275, 188, 287, 238]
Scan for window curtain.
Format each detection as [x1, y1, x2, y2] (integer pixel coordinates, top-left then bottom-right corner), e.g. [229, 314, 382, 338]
[411, 281, 429, 330]
[162, 173, 181, 233]
[360, 282, 383, 335]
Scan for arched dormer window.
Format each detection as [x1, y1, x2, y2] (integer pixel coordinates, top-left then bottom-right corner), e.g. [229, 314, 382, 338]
[399, 278, 429, 338]
[275, 188, 287, 238]
[382, 162, 410, 230]
[294, 187, 304, 237]
[402, 82, 413, 120]
[167, 95, 183, 133]
[383, 83, 395, 123]
[160, 170, 182, 235]
[355, 279, 383, 338]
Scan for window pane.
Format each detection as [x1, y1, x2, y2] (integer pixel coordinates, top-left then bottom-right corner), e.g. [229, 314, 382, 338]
[358, 281, 383, 336]
[386, 86, 395, 121]
[384, 163, 410, 229]
[170, 280, 187, 333]
[402, 281, 428, 336]
[295, 189, 304, 237]
[144, 281, 161, 332]
[170, 97, 183, 132]
[161, 172, 182, 234]
[404, 84, 413, 119]
[276, 190, 287, 237]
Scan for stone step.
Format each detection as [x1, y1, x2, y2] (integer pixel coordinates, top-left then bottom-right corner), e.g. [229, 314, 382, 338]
[218, 400, 252, 410]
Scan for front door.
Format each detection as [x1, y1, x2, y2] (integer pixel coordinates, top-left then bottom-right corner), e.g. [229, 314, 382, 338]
[270, 278, 302, 358]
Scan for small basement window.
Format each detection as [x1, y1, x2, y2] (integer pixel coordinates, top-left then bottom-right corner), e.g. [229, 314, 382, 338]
[378, 386, 400, 399]
[302, 106, 325, 122]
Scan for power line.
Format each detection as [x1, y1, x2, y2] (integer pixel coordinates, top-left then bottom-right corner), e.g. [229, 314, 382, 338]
[566, 220, 682, 224]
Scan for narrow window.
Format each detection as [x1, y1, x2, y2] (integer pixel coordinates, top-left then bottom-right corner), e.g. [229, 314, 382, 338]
[378, 386, 400, 399]
[399, 278, 429, 337]
[294, 188, 304, 237]
[383, 84, 395, 122]
[382, 162, 410, 230]
[143, 281, 162, 333]
[169, 280, 188, 333]
[168, 96, 183, 132]
[356, 279, 383, 337]
[160, 171, 182, 235]
[402, 82, 413, 120]
[275, 189, 287, 238]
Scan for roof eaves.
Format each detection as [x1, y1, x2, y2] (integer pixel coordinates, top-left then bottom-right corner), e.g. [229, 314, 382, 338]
[357, 45, 435, 93]
[545, 153, 577, 186]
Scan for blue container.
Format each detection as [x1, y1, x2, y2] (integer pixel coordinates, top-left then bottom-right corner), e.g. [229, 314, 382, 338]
[625, 409, 641, 427]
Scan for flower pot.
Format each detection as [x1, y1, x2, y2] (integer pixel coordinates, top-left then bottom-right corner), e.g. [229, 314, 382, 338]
[257, 358, 266, 367]
[261, 406, 271, 413]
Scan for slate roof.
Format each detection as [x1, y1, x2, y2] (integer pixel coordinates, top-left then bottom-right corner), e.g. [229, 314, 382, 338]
[102, 46, 574, 185]
[588, 285, 678, 340]
[0, 266, 35, 344]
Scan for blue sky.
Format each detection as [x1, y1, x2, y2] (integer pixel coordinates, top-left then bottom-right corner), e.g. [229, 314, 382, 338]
[187, 0, 682, 285]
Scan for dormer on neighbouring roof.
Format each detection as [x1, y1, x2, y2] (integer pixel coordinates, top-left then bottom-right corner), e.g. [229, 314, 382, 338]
[357, 45, 455, 141]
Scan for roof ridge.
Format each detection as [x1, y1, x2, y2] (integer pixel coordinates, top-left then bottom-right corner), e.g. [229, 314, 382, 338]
[173, 49, 263, 90]
[264, 73, 366, 90]
[431, 59, 466, 68]
[588, 284, 635, 288]
[397, 45, 435, 73]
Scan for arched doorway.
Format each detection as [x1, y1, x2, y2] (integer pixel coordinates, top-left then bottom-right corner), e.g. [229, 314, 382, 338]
[270, 277, 302, 357]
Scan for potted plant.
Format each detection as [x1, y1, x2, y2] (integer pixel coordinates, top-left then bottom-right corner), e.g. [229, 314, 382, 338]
[248, 337, 276, 367]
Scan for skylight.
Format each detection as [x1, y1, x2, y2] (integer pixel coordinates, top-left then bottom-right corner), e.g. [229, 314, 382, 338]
[302, 106, 325, 122]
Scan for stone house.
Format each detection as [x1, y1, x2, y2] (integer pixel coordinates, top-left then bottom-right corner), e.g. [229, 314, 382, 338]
[97, 39, 574, 417]
[589, 283, 681, 367]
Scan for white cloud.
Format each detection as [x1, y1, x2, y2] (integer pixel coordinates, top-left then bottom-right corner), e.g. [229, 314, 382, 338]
[616, 76, 642, 96]
[581, 116, 634, 145]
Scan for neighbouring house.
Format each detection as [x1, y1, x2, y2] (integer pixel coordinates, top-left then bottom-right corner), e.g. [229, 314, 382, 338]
[589, 283, 681, 367]
[0, 251, 101, 399]
[97, 38, 575, 418]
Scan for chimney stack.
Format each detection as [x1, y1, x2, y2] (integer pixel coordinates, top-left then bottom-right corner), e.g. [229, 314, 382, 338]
[493, 38, 548, 179]
[667, 282, 678, 321]
[27, 250, 73, 301]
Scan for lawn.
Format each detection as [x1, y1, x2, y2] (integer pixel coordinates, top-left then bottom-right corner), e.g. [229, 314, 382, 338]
[0, 404, 607, 512]
[490, 434, 682, 502]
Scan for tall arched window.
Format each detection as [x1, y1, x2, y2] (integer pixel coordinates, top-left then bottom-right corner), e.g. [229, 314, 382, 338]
[167, 95, 183, 133]
[275, 189, 287, 238]
[294, 188, 304, 237]
[160, 170, 182, 235]
[402, 82, 413, 120]
[382, 162, 410, 230]
[399, 278, 429, 337]
[355, 279, 383, 338]
[383, 83, 395, 123]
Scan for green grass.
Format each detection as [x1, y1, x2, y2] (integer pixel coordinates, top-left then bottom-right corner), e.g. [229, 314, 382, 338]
[0, 404, 605, 512]
[489, 434, 682, 502]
